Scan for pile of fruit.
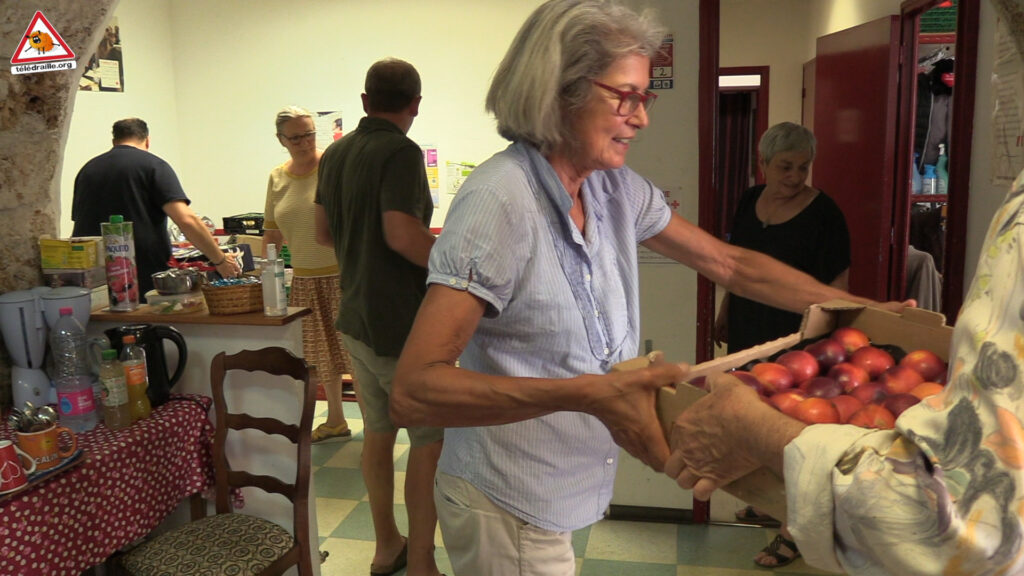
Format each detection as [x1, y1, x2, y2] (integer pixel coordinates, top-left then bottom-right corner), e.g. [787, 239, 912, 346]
[694, 327, 947, 429]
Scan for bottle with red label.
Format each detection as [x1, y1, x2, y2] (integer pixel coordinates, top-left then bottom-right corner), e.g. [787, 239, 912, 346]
[120, 335, 152, 422]
[50, 307, 99, 432]
[101, 214, 139, 311]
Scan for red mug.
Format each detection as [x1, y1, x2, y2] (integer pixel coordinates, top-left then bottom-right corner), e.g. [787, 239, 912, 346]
[0, 439, 37, 494]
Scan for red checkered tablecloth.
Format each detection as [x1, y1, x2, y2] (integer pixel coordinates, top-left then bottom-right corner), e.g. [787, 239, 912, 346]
[0, 394, 214, 575]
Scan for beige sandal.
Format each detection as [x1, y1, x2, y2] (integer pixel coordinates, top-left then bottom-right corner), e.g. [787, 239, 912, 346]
[312, 422, 352, 443]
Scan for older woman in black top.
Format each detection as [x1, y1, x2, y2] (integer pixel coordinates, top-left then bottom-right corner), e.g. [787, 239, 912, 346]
[715, 122, 851, 355]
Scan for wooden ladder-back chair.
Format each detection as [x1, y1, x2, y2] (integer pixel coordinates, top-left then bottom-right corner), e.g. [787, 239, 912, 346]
[121, 347, 316, 576]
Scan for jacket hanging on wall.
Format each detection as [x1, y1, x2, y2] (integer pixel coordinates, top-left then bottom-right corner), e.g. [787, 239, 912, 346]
[915, 58, 955, 170]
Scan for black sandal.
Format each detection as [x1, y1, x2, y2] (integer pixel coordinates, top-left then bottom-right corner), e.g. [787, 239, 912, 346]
[735, 505, 780, 526]
[754, 533, 800, 568]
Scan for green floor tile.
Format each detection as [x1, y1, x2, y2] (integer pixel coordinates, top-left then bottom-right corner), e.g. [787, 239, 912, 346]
[331, 501, 411, 540]
[572, 524, 592, 558]
[676, 523, 772, 568]
[579, 558, 676, 575]
[313, 466, 367, 500]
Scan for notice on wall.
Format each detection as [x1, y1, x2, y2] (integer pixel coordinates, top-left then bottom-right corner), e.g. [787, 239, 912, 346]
[991, 16, 1024, 185]
[638, 188, 684, 264]
[446, 161, 475, 196]
[649, 34, 674, 90]
[80, 18, 122, 92]
[422, 146, 440, 208]
[315, 111, 344, 150]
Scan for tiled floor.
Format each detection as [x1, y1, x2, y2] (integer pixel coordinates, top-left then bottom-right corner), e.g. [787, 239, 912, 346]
[312, 401, 834, 576]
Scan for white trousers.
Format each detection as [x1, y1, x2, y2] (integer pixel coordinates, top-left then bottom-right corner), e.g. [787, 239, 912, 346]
[434, 472, 576, 576]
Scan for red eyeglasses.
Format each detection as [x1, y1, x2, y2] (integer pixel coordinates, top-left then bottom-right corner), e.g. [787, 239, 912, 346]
[592, 81, 657, 116]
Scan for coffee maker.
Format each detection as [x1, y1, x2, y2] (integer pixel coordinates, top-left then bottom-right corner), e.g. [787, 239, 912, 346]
[0, 289, 52, 407]
[1, 287, 95, 408]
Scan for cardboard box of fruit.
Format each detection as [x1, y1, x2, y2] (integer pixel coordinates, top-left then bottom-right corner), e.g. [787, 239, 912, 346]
[635, 299, 953, 522]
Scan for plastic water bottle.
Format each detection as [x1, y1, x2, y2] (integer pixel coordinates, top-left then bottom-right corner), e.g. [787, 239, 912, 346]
[261, 243, 288, 316]
[50, 307, 99, 432]
[99, 349, 132, 431]
[120, 335, 152, 422]
[922, 164, 938, 195]
[935, 144, 949, 195]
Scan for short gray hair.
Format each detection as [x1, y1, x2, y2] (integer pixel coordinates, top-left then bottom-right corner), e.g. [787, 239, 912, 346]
[486, 0, 665, 154]
[758, 122, 816, 164]
[275, 106, 312, 134]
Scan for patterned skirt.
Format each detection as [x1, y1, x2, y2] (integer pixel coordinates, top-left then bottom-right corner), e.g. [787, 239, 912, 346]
[288, 274, 352, 383]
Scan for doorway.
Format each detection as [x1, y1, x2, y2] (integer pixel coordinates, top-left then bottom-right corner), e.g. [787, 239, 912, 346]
[717, 67, 770, 241]
[697, 0, 979, 367]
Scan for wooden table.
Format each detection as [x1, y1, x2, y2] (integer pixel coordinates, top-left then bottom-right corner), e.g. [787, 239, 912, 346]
[0, 395, 214, 575]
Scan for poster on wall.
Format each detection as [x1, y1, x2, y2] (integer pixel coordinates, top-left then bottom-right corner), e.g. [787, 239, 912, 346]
[315, 111, 344, 150]
[991, 16, 1024, 185]
[79, 18, 122, 92]
[446, 161, 475, 196]
[422, 146, 440, 208]
[638, 188, 684, 264]
[650, 34, 674, 90]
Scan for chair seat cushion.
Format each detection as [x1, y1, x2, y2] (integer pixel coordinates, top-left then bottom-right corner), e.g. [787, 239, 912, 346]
[122, 513, 295, 575]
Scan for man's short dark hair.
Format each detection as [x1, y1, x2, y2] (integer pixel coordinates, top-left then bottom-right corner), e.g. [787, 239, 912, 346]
[112, 118, 148, 142]
[364, 59, 420, 114]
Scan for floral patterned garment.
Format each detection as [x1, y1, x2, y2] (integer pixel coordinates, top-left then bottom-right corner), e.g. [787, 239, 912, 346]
[785, 168, 1024, 576]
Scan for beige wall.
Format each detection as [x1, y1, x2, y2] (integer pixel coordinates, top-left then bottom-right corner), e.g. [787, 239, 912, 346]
[719, 0, 903, 127]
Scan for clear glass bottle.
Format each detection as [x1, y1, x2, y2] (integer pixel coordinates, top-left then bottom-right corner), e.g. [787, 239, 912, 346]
[120, 335, 152, 421]
[261, 243, 288, 316]
[50, 307, 99, 432]
[98, 348, 132, 431]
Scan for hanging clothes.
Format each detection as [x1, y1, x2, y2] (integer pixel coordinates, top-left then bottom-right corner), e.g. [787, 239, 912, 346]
[914, 57, 955, 169]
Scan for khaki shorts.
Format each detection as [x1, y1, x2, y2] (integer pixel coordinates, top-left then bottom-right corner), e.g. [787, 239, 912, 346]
[434, 472, 575, 576]
[341, 334, 443, 447]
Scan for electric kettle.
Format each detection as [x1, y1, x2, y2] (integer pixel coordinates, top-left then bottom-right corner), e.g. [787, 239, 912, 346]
[103, 324, 187, 407]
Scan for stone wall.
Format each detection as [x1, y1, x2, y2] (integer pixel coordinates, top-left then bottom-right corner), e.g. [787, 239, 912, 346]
[0, 0, 119, 408]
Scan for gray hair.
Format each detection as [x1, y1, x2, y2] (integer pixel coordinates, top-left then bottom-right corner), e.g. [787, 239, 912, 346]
[486, 0, 665, 154]
[275, 106, 312, 134]
[758, 122, 816, 164]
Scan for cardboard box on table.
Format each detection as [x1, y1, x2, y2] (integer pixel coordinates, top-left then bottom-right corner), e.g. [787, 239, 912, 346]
[617, 299, 954, 523]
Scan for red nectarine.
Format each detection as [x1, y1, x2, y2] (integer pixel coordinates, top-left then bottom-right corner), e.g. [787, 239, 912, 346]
[830, 326, 870, 354]
[793, 397, 841, 424]
[830, 394, 864, 424]
[751, 362, 795, 394]
[769, 390, 807, 417]
[849, 381, 888, 405]
[803, 338, 847, 373]
[847, 404, 896, 429]
[849, 346, 895, 379]
[878, 365, 924, 395]
[899, 349, 947, 382]
[776, 350, 819, 384]
[828, 362, 871, 393]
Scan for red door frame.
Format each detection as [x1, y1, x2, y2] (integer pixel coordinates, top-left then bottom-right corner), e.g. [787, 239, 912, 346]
[892, 0, 978, 319]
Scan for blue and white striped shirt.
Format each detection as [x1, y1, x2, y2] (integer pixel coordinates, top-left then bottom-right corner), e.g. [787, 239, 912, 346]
[430, 142, 671, 532]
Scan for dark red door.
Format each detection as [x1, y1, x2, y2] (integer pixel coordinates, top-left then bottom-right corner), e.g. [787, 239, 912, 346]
[812, 16, 900, 302]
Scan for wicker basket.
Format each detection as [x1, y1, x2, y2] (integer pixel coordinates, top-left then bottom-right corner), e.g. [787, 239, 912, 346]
[200, 281, 263, 315]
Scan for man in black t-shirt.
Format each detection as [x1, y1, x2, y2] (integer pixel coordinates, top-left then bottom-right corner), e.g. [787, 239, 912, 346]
[72, 118, 240, 295]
